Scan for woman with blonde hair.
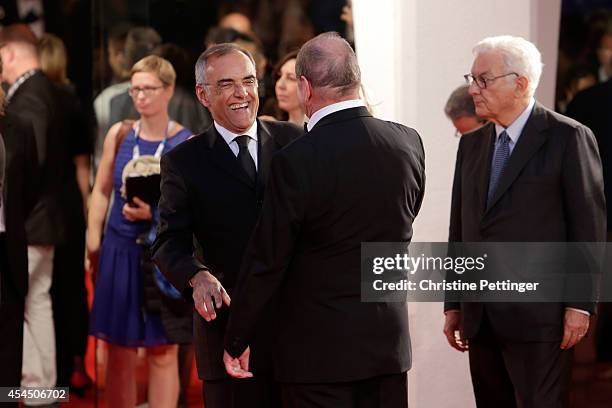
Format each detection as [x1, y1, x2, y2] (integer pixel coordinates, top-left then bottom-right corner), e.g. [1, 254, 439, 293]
[87, 55, 191, 407]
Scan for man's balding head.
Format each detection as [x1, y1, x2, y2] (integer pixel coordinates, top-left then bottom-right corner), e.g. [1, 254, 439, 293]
[296, 32, 361, 98]
[0, 24, 37, 48]
[0, 24, 40, 83]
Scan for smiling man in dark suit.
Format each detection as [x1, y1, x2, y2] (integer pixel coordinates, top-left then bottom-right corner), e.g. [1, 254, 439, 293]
[223, 32, 426, 408]
[152, 43, 301, 408]
[443, 35, 606, 408]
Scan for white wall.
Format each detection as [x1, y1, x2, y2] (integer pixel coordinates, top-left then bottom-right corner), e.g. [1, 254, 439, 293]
[352, 1, 561, 406]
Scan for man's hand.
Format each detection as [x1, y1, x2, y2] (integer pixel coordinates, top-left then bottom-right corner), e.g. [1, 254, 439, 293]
[191, 269, 231, 321]
[561, 309, 590, 350]
[223, 348, 253, 379]
[443, 310, 468, 352]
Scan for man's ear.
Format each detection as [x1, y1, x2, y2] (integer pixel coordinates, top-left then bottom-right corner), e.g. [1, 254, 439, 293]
[515, 75, 529, 97]
[195, 84, 210, 108]
[299, 76, 312, 101]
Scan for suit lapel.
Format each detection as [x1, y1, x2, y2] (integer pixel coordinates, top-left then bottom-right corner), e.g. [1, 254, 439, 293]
[485, 102, 549, 213]
[204, 125, 256, 189]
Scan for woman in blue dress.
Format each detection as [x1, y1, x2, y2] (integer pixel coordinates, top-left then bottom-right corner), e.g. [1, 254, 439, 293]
[87, 55, 191, 408]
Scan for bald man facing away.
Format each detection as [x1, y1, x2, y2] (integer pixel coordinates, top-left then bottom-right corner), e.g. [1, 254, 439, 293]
[223, 32, 426, 408]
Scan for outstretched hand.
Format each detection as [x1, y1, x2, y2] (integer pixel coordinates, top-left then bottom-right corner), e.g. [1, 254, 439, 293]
[224, 348, 253, 379]
[191, 269, 231, 321]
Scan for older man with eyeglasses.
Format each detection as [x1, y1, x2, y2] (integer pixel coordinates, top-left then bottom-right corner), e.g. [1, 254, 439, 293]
[444, 35, 606, 408]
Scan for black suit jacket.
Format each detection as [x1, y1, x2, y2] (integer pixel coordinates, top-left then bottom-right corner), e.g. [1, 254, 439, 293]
[225, 106, 426, 383]
[152, 119, 301, 380]
[445, 102, 606, 341]
[0, 113, 38, 300]
[5, 70, 67, 245]
[566, 79, 612, 231]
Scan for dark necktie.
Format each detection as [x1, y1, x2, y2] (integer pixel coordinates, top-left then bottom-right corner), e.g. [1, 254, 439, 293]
[234, 135, 256, 182]
[487, 130, 510, 206]
[303, 122, 309, 133]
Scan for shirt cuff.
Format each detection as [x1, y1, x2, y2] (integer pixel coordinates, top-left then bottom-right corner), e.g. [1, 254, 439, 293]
[566, 307, 590, 316]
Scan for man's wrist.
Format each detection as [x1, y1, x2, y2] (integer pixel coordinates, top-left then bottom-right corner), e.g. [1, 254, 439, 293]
[444, 309, 460, 315]
[566, 307, 590, 316]
[189, 268, 210, 288]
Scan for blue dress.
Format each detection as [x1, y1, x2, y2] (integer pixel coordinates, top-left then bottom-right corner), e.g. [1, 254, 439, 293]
[90, 126, 192, 347]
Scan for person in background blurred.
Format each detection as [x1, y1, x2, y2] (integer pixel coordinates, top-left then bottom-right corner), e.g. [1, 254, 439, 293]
[38, 32, 94, 394]
[87, 56, 192, 408]
[93, 23, 133, 171]
[219, 12, 253, 34]
[274, 50, 306, 125]
[96, 25, 162, 171]
[596, 18, 612, 83]
[0, 24, 68, 403]
[556, 64, 597, 113]
[0, 53, 39, 403]
[261, 50, 306, 125]
[444, 84, 487, 136]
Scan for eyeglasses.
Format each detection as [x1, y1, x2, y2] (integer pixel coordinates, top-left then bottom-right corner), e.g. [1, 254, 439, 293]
[464, 72, 518, 89]
[128, 85, 165, 98]
[204, 77, 258, 94]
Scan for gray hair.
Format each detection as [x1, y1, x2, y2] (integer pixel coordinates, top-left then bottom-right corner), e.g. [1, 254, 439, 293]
[473, 35, 543, 97]
[194, 43, 256, 87]
[445, 85, 477, 120]
[295, 32, 361, 96]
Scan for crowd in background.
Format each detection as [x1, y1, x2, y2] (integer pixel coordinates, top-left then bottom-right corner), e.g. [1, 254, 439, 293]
[0, 1, 354, 406]
[0, 0, 611, 407]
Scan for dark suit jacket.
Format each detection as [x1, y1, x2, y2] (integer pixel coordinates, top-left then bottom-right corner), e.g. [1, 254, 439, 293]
[225, 106, 426, 383]
[152, 119, 301, 380]
[566, 79, 612, 231]
[445, 102, 606, 341]
[5, 70, 67, 245]
[0, 113, 38, 300]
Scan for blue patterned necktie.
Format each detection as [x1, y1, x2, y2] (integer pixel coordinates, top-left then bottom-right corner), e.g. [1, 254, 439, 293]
[487, 130, 510, 206]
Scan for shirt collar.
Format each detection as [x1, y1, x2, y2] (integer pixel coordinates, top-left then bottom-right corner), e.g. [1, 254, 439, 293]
[494, 97, 535, 144]
[306, 99, 364, 131]
[214, 120, 258, 146]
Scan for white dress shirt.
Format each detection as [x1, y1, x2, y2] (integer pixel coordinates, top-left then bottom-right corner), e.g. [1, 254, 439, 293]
[306, 99, 365, 132]
[214, 121, 259, 170]
[493, 97, 535, 154]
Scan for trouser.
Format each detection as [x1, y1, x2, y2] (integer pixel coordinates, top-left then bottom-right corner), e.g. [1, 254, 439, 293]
[0, 235, 25, 406]
[22, 245, 56, 404]
[281, 372, 408, 408]
[202, 375, 281, 408]
[468, 314, 572, 408]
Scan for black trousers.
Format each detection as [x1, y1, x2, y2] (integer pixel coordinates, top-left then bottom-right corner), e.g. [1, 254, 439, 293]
[51, 217, 89, 387]
[281, 372, 408, 408]
[0, 235, 24, 407]
[469, 314, 572, 408]
[203, 375, 281, 408]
